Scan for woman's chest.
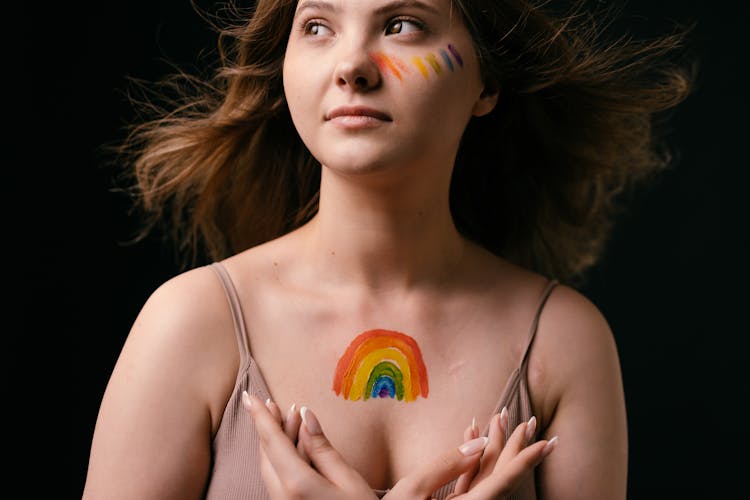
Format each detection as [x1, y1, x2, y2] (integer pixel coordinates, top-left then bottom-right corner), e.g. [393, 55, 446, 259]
[246, 314, 531, 490]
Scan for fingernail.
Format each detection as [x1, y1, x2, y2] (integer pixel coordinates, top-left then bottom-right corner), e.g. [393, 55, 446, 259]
[500, 406, 508, 432]
[525, 416, 537, 442]
[459, 436, 489, 456]
[471, 417, 478, 436]
[242, 391, 252, 410]
[541, 436, 559, 458]
[300, 406, 322, 435]
[265, 398, 272, 409]
[287, 403, 296, 421]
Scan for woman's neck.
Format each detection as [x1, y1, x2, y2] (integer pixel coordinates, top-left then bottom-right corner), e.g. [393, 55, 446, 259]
[299, 168, 466, 293]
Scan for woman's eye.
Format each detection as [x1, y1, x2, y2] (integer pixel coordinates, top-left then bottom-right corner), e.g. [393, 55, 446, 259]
[385, 18, 423, 35]
[304, 22, 333, 36]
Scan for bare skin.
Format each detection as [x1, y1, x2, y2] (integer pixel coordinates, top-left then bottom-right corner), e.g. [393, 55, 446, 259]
[244, 392, 558, 499]
[83, 0, 627, 498]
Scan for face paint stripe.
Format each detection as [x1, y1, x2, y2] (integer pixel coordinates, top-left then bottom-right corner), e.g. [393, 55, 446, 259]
[411, 56, 429, 79]
[448, 44, 464, 67]
[440, 49, 454, 72]
[370, 53, 403, 81]
[389, 54, 411, 75]
[425, 53, 442, 74]
[380, 54, 404, 81]
[370, 53, 388, 73]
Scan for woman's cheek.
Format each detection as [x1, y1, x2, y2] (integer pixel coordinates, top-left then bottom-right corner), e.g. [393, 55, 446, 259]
[369, 43, 466, 86]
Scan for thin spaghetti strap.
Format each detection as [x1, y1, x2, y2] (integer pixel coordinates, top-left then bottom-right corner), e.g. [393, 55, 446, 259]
[209, 262, 251, 367]
[519, 279, 559, 370]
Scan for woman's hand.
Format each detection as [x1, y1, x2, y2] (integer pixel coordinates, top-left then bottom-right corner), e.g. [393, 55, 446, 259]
[444, 409, 558, 499]
[243, 392, 489, 500]
[244, 390, 556, 500]
[243, 391, 380, 499]
[385, 409, 558, 500]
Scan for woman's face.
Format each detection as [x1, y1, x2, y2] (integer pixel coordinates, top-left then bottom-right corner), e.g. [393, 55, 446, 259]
[283, 0, 497, 179]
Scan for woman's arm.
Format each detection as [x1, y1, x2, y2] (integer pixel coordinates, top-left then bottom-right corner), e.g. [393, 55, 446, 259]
[533, 286, 628, 499]
[83, 268, 239, 500]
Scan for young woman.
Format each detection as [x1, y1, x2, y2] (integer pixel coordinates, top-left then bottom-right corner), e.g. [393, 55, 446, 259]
[83, 0, 692, 498]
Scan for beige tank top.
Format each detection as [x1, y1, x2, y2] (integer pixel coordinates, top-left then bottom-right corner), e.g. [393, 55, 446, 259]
[204, 261, 558, 499]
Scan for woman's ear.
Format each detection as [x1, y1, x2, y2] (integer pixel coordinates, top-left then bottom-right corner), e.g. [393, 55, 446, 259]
[472, 87, 499, 117]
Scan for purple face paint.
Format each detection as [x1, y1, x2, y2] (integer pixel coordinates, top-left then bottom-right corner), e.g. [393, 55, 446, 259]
[447, 44, 464, 68]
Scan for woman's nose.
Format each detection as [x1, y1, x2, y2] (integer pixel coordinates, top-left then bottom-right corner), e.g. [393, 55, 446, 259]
[333, 45, 381, 91]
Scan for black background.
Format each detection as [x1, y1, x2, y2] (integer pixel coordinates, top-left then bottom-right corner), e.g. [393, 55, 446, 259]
[22, 0, 748, 498]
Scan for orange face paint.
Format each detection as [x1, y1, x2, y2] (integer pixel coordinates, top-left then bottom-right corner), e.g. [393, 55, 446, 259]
[370, 53, 404, 81]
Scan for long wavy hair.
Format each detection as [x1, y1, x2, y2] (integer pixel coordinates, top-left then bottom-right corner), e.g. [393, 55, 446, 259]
[112, 0, 695, 282]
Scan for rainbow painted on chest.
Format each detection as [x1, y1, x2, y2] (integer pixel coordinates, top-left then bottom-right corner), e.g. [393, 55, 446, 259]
[332, 329, 429, 402]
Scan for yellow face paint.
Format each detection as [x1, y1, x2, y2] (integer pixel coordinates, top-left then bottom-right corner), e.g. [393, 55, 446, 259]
[411, 56, 429, 79]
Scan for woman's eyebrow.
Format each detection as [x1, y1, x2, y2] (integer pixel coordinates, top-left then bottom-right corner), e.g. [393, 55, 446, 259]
[295, 0, 336, 17]
[295, 0, 441, 17]
[374, 1, 441, 16]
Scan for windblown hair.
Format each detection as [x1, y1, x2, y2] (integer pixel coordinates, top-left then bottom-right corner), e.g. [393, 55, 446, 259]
[115, 0, 695, 282]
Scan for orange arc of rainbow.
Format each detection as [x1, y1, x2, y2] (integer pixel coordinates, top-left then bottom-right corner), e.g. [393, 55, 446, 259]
[332, 329, 429, 400]
[370, 53, 403, 81]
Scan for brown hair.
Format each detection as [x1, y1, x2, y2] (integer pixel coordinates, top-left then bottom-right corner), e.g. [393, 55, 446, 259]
[113, 0, 695, 282]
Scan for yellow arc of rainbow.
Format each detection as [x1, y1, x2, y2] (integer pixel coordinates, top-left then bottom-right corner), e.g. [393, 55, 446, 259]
[332, 329, 429, 402]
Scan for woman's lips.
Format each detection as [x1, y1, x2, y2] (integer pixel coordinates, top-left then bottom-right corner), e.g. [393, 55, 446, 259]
[325, 106, 392, 129]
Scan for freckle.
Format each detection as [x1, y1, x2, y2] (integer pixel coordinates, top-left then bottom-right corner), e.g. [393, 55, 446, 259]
[331, 251, 336, 255]
[411, 56, 429, 79]
[425, 53, 442, 75]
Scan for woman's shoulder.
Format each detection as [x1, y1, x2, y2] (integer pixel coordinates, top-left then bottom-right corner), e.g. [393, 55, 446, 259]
[138, 264, 232, 334]
[525, 276, 621, 429]
[476, 250, 619, 420]
[475, 246, 612, 349]
[128, 264, 241, 431]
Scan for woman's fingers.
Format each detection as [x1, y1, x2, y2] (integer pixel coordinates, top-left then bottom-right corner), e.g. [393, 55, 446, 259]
[284, 403, 303, 445]
[492, 417, 533, 473]
[452, 418, 481, 496]
[389, 435, 488, 499]
[242, 392, 319, 486]
[473, 411, 506, 485]
[285, 402, 312, 463]
[297, 406, 372, 490]
[468, 439, 555, 499]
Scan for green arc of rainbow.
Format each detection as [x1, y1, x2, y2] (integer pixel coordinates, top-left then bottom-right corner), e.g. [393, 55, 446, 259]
[332, 329, 429, 402]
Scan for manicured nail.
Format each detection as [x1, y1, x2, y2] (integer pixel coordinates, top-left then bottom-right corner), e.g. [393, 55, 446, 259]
[287, 403, 296, 421]
[499, 406, 508, 432]
[265, 398, 272, 409]
[241, 391, 252, 410]
[541, 436, 559, 458]
[525, 416, 537, 442]
[459, 436, 489, 456]
[300, 406, 322, 435]
[471, 417, 478, 437]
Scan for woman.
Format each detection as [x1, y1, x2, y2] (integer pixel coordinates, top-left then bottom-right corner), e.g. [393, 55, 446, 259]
[83, 0, 692, 498]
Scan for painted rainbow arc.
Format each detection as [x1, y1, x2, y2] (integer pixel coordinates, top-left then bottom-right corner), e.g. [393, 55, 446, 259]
[332, 329, 429, 402]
